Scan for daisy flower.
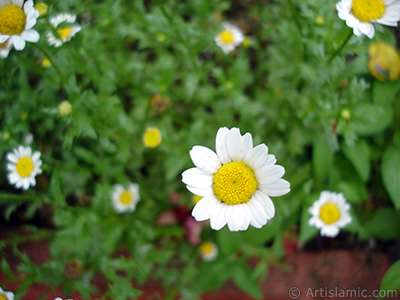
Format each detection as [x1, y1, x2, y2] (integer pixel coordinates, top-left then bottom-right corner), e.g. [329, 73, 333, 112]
[47, 13, 81, 47]
[54, 298, 73, 300]
[200, 241, 218, 261]
[0, 39, 12, 58]
[0, 287, 14, 300]
[111, 183, 140, 213]
[336, 0, 400, 39]
[6, 145, 43, 190]
[214, 22, 244, 54]
[308, 191, 352, 237]
[143, 126, 162, 148]
[0, 0, 40, 51]
[182, 127, 290, 232]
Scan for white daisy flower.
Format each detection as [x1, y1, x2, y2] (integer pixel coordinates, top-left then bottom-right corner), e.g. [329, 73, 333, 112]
[199, 241, 218, 261]
[0, 0, 40, 51]
[0, 287, 14, 300]
[214, 22, 244, 54]
[308, 191, 352, 238]
[0, 39, 12, 58]
[6, 145, 43, 190]
[47, 13, 81, 47]
[336, 0, 400, 39]
[182, 127, 291, 232]
[111, 183, 140, 213]
[54, 298, 73, 300]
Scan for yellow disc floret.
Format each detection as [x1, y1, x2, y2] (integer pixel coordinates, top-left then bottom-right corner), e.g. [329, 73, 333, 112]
[120, 190, 133, 205]
[219, 30, 234, 44]
[57, 27, 73, 41]
[213, 161, 258, 205]
[200, 242, 215, 254]
[143, 127, 162, 148]
[319, 203, 341, 224]
[351, 0, 385, 23]
[16, 157, 34, 177]
[0, 294, 8, 300]
[0, 5, 26, 35]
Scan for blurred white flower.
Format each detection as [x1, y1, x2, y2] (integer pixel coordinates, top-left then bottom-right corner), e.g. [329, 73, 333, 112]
[47, 13, 81, 47]
[336, 0, 400, 39]
[308, 191, 352, 237]
[111, 183, 140, 213]
[0, 0, 40, 51]
[182, 127, 290, 232]
[214, 22, 244, 54]
[0, 287, 14, 300]
[200, 241, 218, 261]
[6, 145, 42, 190]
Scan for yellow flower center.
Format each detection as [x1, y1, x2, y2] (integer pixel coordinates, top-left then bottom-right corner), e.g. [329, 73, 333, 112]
[0, 294, 8, 300]
[57, 27, 73, 41]
[16, 157, 34, 177]
[0, 5, 26, 35]
[120, 190, 133, 205]
[200, 242, 215, 254]
[143, 127, 162, 148]
[351, 0, 385, 22]
[213, 161, 258, 205]
[192, 194, 202, 204]
[219, 30, 234, 44]
[319, 203, 341, 224]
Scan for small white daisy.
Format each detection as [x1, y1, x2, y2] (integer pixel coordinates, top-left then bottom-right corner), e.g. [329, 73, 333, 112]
[182, 127, 290, 232]
[6, 145, 43, 190]
[214, 22, 244, 54]
[54, 298, 73, 300]
[336, 0, 400, 39]
[0, 0, 40, 51]
[199, 241, 218, 261]
[308, 191, 352, 237]
[0, 39, 12, 58]
[47, 13, 81, 47]
[111, 183, 140, 213]
[0, 287, 14, 300]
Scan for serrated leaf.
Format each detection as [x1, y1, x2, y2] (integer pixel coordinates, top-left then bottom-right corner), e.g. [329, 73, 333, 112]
[232, 259, 263, 299]
[381, 145, 400, 209]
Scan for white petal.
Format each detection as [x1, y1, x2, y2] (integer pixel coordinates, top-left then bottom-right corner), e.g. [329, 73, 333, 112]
[11, 36, 26, 50]
[189, 146, 221, 175]
[248, 198, 268, 228]
[12, 0, 23, 7]
[265, 154, 277, 165]
[192, 196, 220, 221]
[321, 226, 339, 237]
[210, 202, 228, 230]
[243, 132, 253, 156]
[182, 168, 213, 188]
[240, 204, 251, 231]
[252, 191, 275, 219]
[359, 22, 375, 39]
[226, 205, 243, 231]
[8, 172, 19, 184]
[215, 127, 230, 165]
[186, 185, 214, 197]
[21, 30, 40, 42]
[258, 179, 291, 197]
[6, 152, 18, 163]
[226, 128, 245, 161]
[244, 143, 268, 170]
[0, 35, 9, 43]
[255, 165, 285, 185]
[22, 179, 30, 190]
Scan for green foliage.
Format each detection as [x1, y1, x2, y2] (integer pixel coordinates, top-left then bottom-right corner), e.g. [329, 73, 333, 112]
[1, 0, 400, 298]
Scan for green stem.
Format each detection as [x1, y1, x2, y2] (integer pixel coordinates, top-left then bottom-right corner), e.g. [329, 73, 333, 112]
[328, 30, 353, 64]
[33, 43, 65, 86]
[156, 0, 201, 75]
[286, 0, 303, 37]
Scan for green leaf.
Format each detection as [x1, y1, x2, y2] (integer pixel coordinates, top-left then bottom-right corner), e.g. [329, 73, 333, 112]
[373, 80, 400, 106]
[380, 259, 400, 298]
[365, 208, 400, 240]
[337, 180, 368, 204]
[298, 206, 318, 243]
[312, 140, 333, 181]
[216, 227, 244, 255]
[381, 145, 400, 209]
[342, 140, 370, 182]
[351, 103, 392, 136]
[232, 259, 263, 299]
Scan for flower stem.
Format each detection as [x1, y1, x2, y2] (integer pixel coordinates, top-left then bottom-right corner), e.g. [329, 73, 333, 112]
[328, 30, 353, 64]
